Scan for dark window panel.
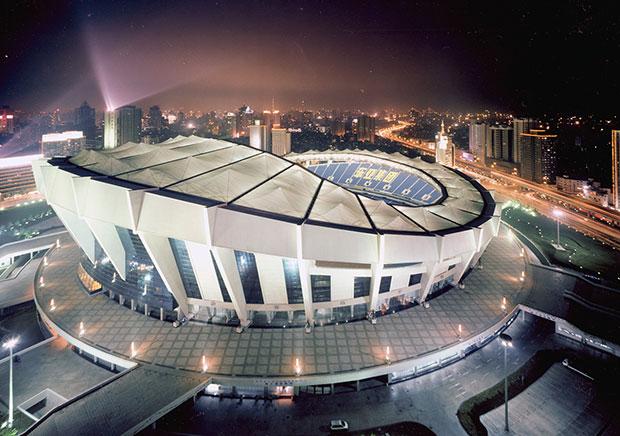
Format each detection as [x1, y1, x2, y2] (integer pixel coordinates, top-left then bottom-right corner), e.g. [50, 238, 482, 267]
[353, 276, 371, 298]
[169, 239, 201, 299]
[210, 251, 232, 302]
[310, 275, 331, 302]
[234, 250, 264, 304]
[282, 259, 304, 304]
[379, 276, 392, 294]
[408, 273, 422, 286]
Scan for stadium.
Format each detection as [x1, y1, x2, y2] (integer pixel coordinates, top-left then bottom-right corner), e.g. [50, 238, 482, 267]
[32, 135, 501, 331]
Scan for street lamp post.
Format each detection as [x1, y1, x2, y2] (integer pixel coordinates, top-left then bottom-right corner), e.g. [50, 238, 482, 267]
[552, 209, 565, 251]
[499, 333, 513, 432]
[3, 337, 19, 429]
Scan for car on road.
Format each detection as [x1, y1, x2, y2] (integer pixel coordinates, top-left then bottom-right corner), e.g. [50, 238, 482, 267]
[330, 420, 349, 432]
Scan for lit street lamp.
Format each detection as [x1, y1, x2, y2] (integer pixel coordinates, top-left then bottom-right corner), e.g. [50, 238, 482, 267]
[552, 209, 566, 251]
[3, 337, 19, 429]
[499, 333, 513, 432]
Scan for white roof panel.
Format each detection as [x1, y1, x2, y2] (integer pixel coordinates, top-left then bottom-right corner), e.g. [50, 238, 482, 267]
[309, 182, 372, 229]
[169, 153, 290, 202]
[233, 165, 320, 219]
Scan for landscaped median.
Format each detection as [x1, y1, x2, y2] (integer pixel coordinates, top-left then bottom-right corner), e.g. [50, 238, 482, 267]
[456, 349, 620, 436]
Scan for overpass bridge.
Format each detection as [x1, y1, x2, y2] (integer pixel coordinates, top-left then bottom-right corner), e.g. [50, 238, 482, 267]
[0, 230, 67, 309]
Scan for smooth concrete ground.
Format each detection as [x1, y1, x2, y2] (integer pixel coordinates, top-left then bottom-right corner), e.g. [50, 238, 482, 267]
[0, 337, 113, 419]
[0, 303, 46, 360]
[144, 313, 611, 436]
[481, 363, 608, 435]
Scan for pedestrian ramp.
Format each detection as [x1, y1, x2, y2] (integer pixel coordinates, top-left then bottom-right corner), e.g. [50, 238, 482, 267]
[23, 364, 210, 435]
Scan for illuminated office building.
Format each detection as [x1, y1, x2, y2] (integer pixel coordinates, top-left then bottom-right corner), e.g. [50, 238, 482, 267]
[520, 130, 557, 184]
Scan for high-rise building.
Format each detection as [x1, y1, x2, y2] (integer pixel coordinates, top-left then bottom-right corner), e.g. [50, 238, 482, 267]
[104, 105, 142, 149]
[262, 110, 280, 128]
[435, 121, 455, 167]
[236, 105, 254, 136]
[104, 111, 117, 149]
[0, 106, 15, 134]
[489, 126, 513, 162]
[331, 118, 345, 137]
[612, 130, 620, 208]
[147, 105, 163, 131]
[520, 130, 558, 184]
[74, 101, 96, 139]
[41, 131, 86, 157]
[356, 115, 376, 143]
[221, 112, 238, 138]
[249, 120, 269, 151]
[468, 122, 489, 164]
[271, 127, 291, 156]
[512, 118, 536, 163]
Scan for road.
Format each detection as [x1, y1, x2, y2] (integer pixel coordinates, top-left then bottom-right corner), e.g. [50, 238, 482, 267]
[378, 123, 620, 249]
[143, 313, 614, 436]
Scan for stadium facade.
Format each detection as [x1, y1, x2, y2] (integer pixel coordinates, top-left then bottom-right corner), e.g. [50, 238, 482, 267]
[33, 136, 500, 329]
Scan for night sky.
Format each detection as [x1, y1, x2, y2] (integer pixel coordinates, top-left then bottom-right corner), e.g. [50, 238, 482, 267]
[1, 0, 619, 114]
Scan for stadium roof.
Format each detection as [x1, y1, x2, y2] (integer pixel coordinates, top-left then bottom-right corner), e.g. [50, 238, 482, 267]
[64, 136, 494, 235]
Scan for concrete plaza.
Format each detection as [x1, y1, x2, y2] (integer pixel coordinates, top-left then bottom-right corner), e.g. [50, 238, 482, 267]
[34, 225, 530, 379]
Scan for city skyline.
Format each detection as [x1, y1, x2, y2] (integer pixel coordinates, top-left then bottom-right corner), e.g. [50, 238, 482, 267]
[2, 1, 619, 115]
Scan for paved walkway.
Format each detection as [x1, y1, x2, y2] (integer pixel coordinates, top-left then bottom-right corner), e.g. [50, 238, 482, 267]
[481, 363, 609, 435]
[35, 226, 529, 378]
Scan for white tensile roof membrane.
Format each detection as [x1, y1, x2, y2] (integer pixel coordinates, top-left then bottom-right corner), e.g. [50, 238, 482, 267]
[68, 137, 491, 233]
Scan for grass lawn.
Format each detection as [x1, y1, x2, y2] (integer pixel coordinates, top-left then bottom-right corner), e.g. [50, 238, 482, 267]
[501, 203, 620, 287]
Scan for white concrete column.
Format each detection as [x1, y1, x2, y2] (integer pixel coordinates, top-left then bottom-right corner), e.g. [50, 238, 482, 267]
[84, 217, 127, 279]
[51, 205, 96, 263]
[452, 251, 476, 286]
[369, 234, 385, 312]
[210, 247, 249, 326]
[418, 261, 441, 303]
[296, 225, 314, 325]
[138, 231, 189, 316]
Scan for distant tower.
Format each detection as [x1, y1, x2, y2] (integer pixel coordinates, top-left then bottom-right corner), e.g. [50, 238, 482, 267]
[512, 118, 536, 163]
[236, 105, 254, 136]
[148, 105, 163, 131]
[520, 130, 558, 183]
[74, 101, 96, 139]
[104, 111, 117, 149]
[249, 120, 269, 151]
[489, 125, 513, 162]
[469, 122, 489, 165]
[435, 120, 455, 167]
[271, 127, 291, 156]
[612, 130, 620, 208]
[356, 115, 376, 143]
[104, 105, 142, 149]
